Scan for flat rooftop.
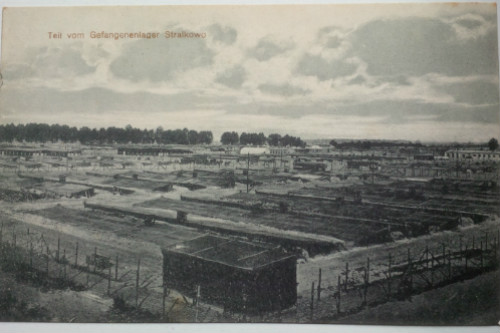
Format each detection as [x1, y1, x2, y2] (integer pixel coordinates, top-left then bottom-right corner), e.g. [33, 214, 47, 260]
[164, 235, 295, 271]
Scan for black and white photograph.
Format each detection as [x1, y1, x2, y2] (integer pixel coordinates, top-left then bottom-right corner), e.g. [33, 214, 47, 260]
[0, 2, 499, 328]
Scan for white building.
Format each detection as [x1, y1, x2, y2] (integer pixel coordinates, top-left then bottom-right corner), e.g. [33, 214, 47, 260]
[239, 147, 270, 155]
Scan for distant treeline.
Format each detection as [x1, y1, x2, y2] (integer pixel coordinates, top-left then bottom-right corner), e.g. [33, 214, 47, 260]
[0, 123, 213, 145]
[0, 123, 305, 147]
[220, 131, 306, 147]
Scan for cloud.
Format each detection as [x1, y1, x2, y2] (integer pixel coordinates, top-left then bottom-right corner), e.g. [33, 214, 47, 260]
[110, 37, 214, 82]
[258, 83, 310, 96]
[351, 16, 499, 76]
[3, 45, 97, 81]
[435, 80, 499, 106]
[247, 37, 293, 61]
[0, 86, 232, 118]
[209, 24, 237, 45]
[215, 65, 246, 89]
[445, 13, 496, 40]
[296, 54, 358, 80]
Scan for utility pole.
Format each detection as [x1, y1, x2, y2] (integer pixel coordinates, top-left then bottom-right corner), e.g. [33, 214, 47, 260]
[246, 152, 250, 193]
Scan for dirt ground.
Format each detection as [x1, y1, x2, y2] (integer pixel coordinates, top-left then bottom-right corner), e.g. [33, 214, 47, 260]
[0, 184, 499, 323]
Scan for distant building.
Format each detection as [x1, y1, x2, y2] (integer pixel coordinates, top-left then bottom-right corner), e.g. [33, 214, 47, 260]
[269, 147, 294, 156]
[0, 147, 81, 158]
[445, 150, 500, 161]
[414, 154, 434, 161]
[239, 147, 270, 156]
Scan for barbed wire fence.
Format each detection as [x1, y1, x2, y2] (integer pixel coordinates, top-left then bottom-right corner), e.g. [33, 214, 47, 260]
[0, 219, 227, 322]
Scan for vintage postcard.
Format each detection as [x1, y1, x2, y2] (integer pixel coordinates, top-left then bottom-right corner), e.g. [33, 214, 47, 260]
[0, 3, 499, 326]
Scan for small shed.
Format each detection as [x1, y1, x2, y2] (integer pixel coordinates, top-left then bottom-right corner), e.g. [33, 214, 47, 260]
[162, 235, 296, 314]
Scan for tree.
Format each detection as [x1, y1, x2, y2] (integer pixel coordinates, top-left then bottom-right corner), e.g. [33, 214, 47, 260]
[198, 131, 213, 144]
[267, 134, 282, 146]
[221, 131, 239, 145]
[488, 138, 499, 151]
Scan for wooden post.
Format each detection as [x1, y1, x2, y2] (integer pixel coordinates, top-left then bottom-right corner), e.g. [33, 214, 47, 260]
[246, 153, 250, 193]
[107, 266, 111, 296]
[408, 248, 412, 294]
[336, 276, 341, 314]
[136, 258, 141, 308]
[425, 245, 429, 270]
[195, 285, 201, 322]
[480, 241, 483, 270]
[75, 242, 78, 267]
[310, 281, 315, 310]
[388, 253, 392, 297]
[13, 231, 16, 247]
[0, 222, 3, 244]
[364, 257, 370, 306]
[442, 244, 445, 265]
[162, 275, 167, 320]
[56, 236, 60, 262]
[310, 281, 315, 321]
[430, 249, 434, 286]
[93, 247, 97, 273]
[448, 250, 452, 279]
[344, 262, 349, 291]
[63, 249, 67, 280]
[459, 237, 462, 262]
[115, 255, 119, 281]
[29, 241, 33, 270]
[46, 246, 50, 276]
[465, 245, 468, 272]
[472, 236, 475, 250]
[485, 232, 488, 251]
[317, 268, 322, 302]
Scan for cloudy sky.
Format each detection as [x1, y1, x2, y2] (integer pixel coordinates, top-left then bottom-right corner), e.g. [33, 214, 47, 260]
[0, 4, 499, 142]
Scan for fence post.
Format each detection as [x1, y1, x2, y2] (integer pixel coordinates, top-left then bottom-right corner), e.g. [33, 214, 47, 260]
[63, 249, 67, 280]
[93, 247, 97, 273]
[485, 232, 488, 251]
[162, 274, 167, 320]
[459, 237, 462, 262]
[317, 268, 322, 302]
[465, 244, 468, 273]
[115, 255, 119, 280]
[430, 248, 434, 286]
[336, 276, 341, 314]
[0, 221, 3, 244]
[388, 253, 392, 298]
[29, 241, 33, 270]
[472, 236, 475, 250]
[108, 266, 111, 296]
[447, 250, 452, 279]
[364, 257, 370, 306]
[46, 246, 50, 277]
[425, 245, 429, 270]
[75, 242, 78, 267]
[56, 236, 60, 262]
[480, 241, 483, 270]
[195, 285, 201, 322]
[344, 262, 349, 291]
[310, 281, 315, 311]
[442, 244, 445, 266]
[408, 248, 413, 295]
[135, 258, 141, 308]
